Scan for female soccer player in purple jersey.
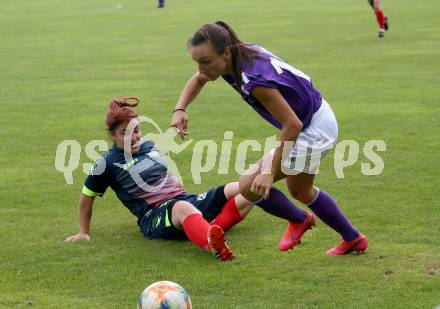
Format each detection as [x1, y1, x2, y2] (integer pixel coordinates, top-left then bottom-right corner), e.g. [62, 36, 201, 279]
[64, 96, 257, 261]
[171, 21, 368, 255]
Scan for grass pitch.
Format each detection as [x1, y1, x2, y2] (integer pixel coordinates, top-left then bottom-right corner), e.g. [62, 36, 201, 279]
[1, 0, 439, 308]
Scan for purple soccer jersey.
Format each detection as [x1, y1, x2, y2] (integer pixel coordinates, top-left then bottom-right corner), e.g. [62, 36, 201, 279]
[222, 45, 322, 130]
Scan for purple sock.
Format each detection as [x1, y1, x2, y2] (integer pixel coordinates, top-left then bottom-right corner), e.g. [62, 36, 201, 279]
[158, 0, 164, 7]
[308, 190, 360, 241]
[256, 187, 307, 223]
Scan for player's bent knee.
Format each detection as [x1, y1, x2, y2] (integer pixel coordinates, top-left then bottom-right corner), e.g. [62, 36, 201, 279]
[223, 182, 240, 200]
[239, 174, 253, 193]
[288, 188, 315, 204]
[172, 201, 201, 228]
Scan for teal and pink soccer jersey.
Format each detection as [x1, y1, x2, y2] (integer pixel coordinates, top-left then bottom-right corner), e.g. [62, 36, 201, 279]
[82, 141, 185, 220]
[82, 141, 229, 240]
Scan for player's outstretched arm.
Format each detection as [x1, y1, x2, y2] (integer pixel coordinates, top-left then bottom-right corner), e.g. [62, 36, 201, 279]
[249, 87, 303, 199]
[64, 193, 95, 242]
[171, 72, 209, 139]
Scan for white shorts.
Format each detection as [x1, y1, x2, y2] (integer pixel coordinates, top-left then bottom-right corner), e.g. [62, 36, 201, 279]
[272, 99, 338, 175]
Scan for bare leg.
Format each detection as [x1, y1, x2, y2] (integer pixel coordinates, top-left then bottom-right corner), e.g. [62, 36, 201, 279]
[224, 182, 253, 218]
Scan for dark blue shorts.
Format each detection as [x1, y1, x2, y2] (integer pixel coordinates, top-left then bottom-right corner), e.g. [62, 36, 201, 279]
[139, 185, 227, 240]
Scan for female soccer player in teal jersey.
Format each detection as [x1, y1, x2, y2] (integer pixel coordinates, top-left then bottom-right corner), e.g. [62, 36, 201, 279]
[65, 96, 255, 261]
[171, 21, 368, 255]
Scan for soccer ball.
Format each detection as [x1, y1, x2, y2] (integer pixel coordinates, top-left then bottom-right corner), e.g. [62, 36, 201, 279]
[137, 281, 192, 309]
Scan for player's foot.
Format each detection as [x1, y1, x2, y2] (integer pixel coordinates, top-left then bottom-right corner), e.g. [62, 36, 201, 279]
[278, 212, 316, 251]
[326, 234, 368, 255]
[384, 17, 389, 31]
[207, 225, 234, 261]
[378, 29, 385, 38]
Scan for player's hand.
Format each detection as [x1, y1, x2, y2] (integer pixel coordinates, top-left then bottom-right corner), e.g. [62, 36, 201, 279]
[171, 110, 189, 139]
[64, 232, 91, 242]
[250, 173, 274, 200]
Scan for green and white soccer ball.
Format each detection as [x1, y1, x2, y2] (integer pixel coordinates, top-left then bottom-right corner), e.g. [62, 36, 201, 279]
[138, 281, 192, 309]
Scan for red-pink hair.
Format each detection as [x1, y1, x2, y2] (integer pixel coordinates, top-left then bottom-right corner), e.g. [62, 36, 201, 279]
[105, 96, 139, 133]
